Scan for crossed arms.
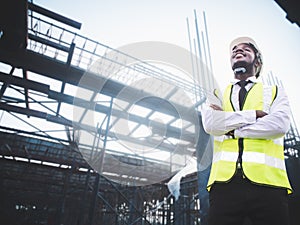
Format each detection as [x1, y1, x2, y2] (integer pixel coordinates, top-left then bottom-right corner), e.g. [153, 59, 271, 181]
[201, 87, 291, 139]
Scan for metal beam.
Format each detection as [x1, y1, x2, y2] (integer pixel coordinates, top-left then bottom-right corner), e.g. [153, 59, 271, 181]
[28, 2, 82, 29]
[0, 67, 15, 99]
[0, 50, 198, 123]
[0, 71, 50, 94]
[0, 103, 194, 155]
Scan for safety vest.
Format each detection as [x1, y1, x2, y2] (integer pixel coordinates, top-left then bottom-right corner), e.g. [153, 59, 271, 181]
[207, 82, 292, 194]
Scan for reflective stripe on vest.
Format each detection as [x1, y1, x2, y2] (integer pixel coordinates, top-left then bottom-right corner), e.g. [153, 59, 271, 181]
[213, 151, 286, 170]
[207, 82, 292, 194]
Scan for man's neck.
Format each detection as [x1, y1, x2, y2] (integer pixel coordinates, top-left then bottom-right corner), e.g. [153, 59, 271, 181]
[234, 74, 255, 81]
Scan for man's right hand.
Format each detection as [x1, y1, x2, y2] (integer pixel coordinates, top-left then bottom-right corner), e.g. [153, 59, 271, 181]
[256, 110, 268, 119]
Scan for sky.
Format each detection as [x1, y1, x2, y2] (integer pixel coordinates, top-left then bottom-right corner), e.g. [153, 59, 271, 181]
[32, 0, 300, 129]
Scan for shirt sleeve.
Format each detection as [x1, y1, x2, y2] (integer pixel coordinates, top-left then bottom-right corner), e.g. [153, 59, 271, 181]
[234, 87, 291, 139]
[201, 103, 256, 136]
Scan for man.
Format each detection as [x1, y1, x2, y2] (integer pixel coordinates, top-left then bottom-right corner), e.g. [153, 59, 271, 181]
[201, 37, 293, 225]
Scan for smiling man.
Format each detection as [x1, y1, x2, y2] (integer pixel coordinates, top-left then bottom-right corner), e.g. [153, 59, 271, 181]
[201, 37, 293, 225]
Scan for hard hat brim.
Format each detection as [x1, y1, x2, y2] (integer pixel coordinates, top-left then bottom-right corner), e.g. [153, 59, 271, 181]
[229, 37, 260, 54]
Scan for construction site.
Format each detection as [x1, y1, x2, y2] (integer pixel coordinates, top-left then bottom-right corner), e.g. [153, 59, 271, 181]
[0, 1, 299, 225]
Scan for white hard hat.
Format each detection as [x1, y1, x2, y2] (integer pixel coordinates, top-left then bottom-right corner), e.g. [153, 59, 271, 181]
[230, 37, 263, 77]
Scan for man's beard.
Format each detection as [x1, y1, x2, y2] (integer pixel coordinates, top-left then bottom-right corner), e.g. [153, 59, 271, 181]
[232, 60, 255, 75]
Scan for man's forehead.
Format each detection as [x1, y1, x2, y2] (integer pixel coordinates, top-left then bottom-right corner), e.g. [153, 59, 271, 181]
[232, 43, 254, 51]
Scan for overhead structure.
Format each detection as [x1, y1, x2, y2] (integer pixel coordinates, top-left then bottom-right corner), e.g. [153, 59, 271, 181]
[0, 0, 210, 186]
[274, 0, 300, 27]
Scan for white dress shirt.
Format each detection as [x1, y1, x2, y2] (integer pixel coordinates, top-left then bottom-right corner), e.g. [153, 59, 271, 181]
[201, 76, 291, 140]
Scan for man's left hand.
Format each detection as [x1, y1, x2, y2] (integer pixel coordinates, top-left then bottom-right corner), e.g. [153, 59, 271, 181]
[210, 104, 223, 111]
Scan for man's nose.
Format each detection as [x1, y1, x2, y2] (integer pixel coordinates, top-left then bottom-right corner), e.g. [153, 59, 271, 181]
[233, 47, 244, 54]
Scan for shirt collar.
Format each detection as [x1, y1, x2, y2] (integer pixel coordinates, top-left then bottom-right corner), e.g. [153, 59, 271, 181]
[230, 76, 257, 85]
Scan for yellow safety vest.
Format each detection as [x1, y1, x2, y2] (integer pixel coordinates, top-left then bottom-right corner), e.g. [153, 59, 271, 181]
[207, 82, 292, 194]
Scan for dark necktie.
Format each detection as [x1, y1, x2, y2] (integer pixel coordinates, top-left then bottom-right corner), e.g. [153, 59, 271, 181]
[238, 80, 249, 110]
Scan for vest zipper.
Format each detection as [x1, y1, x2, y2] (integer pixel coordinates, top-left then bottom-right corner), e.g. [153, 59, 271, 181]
[237, 138, 245, 178]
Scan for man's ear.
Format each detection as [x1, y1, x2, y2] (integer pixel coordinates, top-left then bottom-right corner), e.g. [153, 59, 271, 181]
[254, 58, 260, 68]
